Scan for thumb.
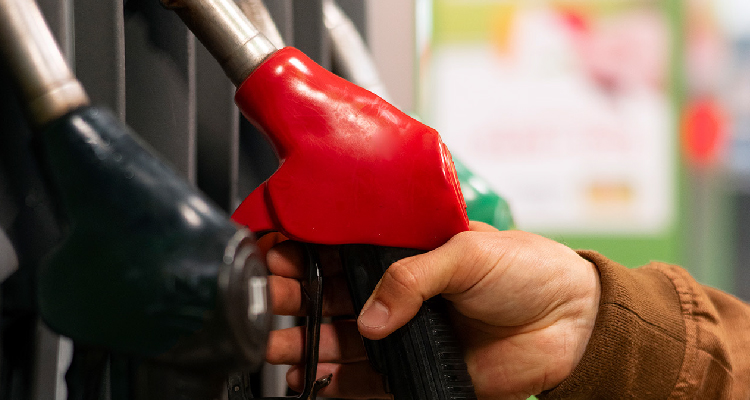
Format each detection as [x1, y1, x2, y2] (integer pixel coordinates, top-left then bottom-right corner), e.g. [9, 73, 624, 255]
[357, 232, 473, 340]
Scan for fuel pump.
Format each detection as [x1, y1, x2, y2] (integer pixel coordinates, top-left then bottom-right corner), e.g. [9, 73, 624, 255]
[0, 0, 271, 398]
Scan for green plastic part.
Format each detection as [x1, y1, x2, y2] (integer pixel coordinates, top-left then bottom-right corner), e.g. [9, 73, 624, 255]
[454, 159, 514, 231]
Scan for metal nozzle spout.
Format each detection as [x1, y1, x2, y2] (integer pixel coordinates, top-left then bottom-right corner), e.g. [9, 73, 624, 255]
[235, 0, 286, 49]
[323, 0, 391, 102]
[0, 0, 89, 128]
[162, 0, 277, 86]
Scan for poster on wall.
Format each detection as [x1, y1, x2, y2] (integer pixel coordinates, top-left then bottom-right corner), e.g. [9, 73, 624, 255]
[424, 0, 676, 234]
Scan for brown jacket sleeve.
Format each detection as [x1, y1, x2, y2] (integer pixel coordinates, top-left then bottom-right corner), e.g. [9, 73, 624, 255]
[539, 251, 750, 399]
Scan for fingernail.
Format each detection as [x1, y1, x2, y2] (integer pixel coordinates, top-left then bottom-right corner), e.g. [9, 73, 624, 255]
[359, 300, 390, 329]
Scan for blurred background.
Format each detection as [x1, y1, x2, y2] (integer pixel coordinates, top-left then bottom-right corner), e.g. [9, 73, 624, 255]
[370, 0, 750, 300]
[1, 0, 749, 398]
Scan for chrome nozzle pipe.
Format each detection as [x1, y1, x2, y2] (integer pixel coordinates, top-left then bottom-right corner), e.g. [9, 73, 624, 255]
[162, 0, 277, 86]
[235, 0, 285, 49]
[323, 0, 391, 102]
[0, 0, 89, 128]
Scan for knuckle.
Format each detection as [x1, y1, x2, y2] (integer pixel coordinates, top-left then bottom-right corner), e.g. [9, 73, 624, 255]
[447, 231, 506, 280]
[458, 232, 484, 252]
[450, 230, 494, 257]
[449, 229, 474, 246]
[450, 231, 488, 259]
[384, 259, 422, 295]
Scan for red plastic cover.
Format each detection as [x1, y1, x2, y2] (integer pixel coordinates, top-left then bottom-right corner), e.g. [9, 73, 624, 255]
[231, 47, 468, 250]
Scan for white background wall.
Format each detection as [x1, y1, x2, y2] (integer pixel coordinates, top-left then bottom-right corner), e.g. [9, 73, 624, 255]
[367, 0, 418, 113]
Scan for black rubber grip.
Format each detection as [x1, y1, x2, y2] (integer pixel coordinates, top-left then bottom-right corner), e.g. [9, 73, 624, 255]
[339, 245, 477, 400]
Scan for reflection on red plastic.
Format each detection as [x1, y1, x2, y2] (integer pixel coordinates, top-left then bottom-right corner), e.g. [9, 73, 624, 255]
[231, 47, 469, 250]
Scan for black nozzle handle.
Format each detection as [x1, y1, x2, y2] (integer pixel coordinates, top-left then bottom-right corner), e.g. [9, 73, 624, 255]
[340, 245, 477, 400]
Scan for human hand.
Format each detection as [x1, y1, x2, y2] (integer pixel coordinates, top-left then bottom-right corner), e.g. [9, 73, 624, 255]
[263, 222, 601, 399]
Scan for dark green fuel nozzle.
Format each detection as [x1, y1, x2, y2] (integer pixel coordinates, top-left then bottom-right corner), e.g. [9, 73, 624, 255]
[0, 0, 270, 378]
[36, 107, 269, 368]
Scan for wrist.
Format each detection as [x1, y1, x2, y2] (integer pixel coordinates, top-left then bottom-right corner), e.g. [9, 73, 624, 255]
[544, 257, 602, 390]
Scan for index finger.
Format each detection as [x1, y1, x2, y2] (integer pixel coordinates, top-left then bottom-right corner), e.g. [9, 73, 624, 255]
[266, 241, 343, 279]
[255, 231, 289, 258]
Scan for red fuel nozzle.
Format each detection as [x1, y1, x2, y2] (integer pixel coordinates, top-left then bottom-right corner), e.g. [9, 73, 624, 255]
[164, 0, 469, 249]
[231, 47, 468, 250]
[170, 3, 476, 397]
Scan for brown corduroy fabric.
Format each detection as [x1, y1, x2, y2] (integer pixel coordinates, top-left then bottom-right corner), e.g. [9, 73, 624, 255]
[538, 251, 750, 400]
